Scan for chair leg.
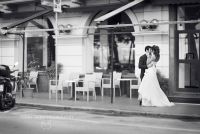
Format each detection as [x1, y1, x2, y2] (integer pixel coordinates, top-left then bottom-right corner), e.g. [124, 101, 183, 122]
[49, 90, 51, 100]
[83, 92, 85, 99]
[87, 91, 89, 102]
[61, 90, 63, 100]
[36, 84, 38, 92]
[70, 87, 73, 97]
[113, 88, 115, 101]
[93, 90, 96, 100]
[20, 88, 23, 98]
[75, 90, 77, 102]
[130, 89, 132, 99]
[101, 87, 104, 100]
[55, 90, 58, 102]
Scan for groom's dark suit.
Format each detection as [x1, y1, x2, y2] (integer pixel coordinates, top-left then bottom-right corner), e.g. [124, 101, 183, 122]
[139, 54, 148, 80]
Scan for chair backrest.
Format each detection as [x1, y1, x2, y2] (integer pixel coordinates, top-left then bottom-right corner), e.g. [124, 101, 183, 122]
[130, 77, 140, 89]
[57, 74, 66, 89]
[29, 71, 39, 83]
[113, 72, 122, 85]
[85, 73, 95, 90]
[69, 72, 79, 81]
[94, 72, 103, 86]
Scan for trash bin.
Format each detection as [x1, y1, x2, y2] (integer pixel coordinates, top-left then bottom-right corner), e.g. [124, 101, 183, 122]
[38, 71, 49, 92]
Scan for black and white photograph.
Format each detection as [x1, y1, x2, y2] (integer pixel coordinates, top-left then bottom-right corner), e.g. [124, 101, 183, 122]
[0, 0, 200, 134]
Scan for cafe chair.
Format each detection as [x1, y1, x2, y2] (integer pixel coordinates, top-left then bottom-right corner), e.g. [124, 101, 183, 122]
[49, 74, 66, 101]
[94, 72, 103, 94]
[113, 72, 122, 96]
[101, 72, 122, 100]
[75, 73, 96, 102]
[66, 72, 80, 97]
[130, 77, 140, 99]
[29, 71, 39, 92]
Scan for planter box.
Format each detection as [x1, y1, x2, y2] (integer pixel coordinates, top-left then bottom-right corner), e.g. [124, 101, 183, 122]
[38, 71, 49, 92]
[23, 88, 34, 98]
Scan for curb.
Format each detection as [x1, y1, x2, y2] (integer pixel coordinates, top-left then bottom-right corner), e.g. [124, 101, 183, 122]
[16, 102, 200, 120]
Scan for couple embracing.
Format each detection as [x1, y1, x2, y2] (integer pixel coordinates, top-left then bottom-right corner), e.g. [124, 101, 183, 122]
[138, 45, 174, 107]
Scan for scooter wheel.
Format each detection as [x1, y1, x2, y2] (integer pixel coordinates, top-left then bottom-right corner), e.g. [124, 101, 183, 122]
[10, 99, 16, 108]
[0, 96, 5, 110]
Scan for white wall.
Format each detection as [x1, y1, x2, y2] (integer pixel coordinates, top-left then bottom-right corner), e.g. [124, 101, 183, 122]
[55, 4, 170, 79]
[52, 12, 91, 78]
[132, 5, 170, 78]
[0, 36, 20, 70]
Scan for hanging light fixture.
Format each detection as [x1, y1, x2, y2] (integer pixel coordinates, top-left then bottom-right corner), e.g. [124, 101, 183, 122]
[65, 24, 73, 33]
[149, 19, 159, 30]
[140, 19, 149, 30]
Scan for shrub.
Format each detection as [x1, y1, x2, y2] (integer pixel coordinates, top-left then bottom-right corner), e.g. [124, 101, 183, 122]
[157, 70, 169, 95]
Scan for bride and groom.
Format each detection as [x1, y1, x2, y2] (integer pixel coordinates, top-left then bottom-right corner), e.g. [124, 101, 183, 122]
[138, 45, 174, 107]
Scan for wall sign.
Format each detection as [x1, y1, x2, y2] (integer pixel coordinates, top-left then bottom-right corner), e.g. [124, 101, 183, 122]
[54, 0, 62, 12]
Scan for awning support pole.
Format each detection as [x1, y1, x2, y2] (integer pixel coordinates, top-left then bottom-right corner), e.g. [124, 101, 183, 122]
[111, 28, 114, 104]
[22, 33, 25, 80]
[55, 11, 58, 102]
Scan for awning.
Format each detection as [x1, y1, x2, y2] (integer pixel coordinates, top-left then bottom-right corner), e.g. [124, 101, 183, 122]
[2, 8, 53, 30]
[62, 3, 124, 12]
[0, 0, 35, 4]
[94, 0, 145, 22]
[151, 0, 200, 5]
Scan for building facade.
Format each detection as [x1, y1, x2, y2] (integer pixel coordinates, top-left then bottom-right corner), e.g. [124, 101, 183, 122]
[0, 0, 200, 102]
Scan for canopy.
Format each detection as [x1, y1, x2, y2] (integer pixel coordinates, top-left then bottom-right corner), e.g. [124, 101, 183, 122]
[94, 0, 145, 22]
[151, 0, 200, 5]
[2, 9, 52, 30]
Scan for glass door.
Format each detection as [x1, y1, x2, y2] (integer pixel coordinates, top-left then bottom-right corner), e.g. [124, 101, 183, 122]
[177, 30, 200, 92]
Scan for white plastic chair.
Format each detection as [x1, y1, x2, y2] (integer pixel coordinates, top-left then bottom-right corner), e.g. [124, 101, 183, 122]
[75, 73, 96, 102]
[29, 71, 39, 92]
[130, 77, 140, 99]
[94, 72, 103, 94]
[49, 74, 66, 101]
[113, 72, 122, 96]
[101, 72, 122, 100]
[65, 72, 80, 97]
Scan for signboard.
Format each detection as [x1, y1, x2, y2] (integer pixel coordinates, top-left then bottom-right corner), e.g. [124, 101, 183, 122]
[54, 0, 62, 12]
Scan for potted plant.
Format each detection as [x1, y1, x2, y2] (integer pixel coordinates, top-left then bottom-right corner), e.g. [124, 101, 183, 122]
[157, 70, 169, 95]
[46, 62, 63, 80]
[20, 74, 34, 98]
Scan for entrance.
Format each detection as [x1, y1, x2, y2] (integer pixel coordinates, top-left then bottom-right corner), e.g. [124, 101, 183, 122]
[177, 30, 200, 93]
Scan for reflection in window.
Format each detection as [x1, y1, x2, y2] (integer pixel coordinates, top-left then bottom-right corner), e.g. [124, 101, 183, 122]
[93, 33, 135, 72]
[93, 12, 135, 73]
[27, 37, 43, 71]
[179, 63, 199, 89]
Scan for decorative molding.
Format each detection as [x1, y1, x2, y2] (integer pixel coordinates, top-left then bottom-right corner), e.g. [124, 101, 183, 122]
[53, 35, 87, 38]
[131, 31, 168, 36]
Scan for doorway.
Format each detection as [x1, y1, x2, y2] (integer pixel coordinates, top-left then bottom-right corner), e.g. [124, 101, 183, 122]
[177, 30, 200, 92]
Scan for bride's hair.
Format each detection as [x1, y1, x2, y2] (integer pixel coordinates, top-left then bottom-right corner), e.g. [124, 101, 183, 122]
[152, 45, 160, 62]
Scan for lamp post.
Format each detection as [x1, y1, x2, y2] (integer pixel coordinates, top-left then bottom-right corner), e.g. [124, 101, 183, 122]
[54, 0, 62, 102]
[55, 11, 58, 102]
[110, 28, 114, 103]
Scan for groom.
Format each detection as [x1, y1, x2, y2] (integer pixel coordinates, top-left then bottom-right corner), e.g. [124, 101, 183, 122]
[138, 45, 152, 80]
[138, 46, 151, 105]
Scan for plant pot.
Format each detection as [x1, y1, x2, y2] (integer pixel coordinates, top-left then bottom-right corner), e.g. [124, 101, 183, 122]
[22, 88, 34, 98]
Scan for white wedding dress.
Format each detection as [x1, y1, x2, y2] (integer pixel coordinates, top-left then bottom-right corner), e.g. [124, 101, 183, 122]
[138, 63, 174, 107]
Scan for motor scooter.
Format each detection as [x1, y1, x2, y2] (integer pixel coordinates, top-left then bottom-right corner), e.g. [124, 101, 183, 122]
[0, 63, 18, 110]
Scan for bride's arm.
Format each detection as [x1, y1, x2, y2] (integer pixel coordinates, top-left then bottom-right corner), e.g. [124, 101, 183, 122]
[146, 57, 153, 68]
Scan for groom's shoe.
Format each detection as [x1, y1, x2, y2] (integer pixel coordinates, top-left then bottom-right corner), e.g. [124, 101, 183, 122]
[139, 100, 142, 106]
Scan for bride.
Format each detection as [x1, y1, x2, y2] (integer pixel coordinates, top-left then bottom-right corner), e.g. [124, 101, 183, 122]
[138, 45, 174, 107]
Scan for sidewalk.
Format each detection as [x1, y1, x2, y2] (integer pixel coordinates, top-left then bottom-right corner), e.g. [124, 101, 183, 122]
[16, 92, 200, 120]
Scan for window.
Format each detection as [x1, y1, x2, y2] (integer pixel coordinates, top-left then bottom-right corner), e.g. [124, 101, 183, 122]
[93, 12, 135, 73]
[27, 37, 44, 71]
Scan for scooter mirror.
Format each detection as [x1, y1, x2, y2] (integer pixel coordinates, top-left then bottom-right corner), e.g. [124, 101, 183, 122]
[14, 62, 19, 67]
